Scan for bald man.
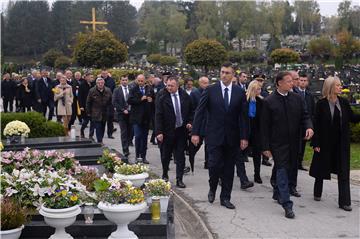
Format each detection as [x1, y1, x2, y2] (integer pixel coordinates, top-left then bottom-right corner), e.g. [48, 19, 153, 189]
[127, 74, 155, 164]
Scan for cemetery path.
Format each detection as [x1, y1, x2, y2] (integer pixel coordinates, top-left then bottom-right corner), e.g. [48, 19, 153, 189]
[87, 124, 360, 239]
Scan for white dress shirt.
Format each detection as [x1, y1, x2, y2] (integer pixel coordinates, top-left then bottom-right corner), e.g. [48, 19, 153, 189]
[277, 89, 288, 96]
[220, 81, 232, 104]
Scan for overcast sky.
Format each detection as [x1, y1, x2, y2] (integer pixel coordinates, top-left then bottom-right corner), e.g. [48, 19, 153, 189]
[1, 0, 359, 17]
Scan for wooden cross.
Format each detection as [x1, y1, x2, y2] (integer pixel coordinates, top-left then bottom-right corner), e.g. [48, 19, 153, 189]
[80, 8, 108, 33]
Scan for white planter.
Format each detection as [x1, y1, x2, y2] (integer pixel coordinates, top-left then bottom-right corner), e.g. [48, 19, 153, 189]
[0, 225, 24, 239]
[98, 201, 147, 239]
[115, 172, 149, 187]
[148, 196, 170, 212]
[39, 204, 81, 239]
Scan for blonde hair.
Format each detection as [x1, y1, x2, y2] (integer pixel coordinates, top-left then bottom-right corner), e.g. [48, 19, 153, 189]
[322, 76, 340, 100]
[246, 80, 262, 101]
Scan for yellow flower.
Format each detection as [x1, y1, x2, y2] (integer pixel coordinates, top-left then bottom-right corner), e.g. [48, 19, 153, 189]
[61, 190, 67, 196]
[52, 88, 60, 94]
[70, 195, 78, 201]
[0, 142, 3, 151]
[342, 89, 350, 93]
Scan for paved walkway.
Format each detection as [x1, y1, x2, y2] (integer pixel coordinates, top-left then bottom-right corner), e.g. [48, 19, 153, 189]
[85, 124, 359, 238]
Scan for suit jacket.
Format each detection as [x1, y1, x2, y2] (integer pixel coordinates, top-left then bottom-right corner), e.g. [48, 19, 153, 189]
[261, 91, 313, 169]
[304, 90, 316, 120]
[310, 97, 360, 180]
[104, 76, 116, 93]
[78, 81, 94, 110]
[1, 80, 17, 99]
[127, 84, 155, 126]
[155, 88, 193, 137]
[35, 77, 54, 103]
[190, 88, 207, 136]
[192, 81, 248, 146]
[112, 86, 130, 117]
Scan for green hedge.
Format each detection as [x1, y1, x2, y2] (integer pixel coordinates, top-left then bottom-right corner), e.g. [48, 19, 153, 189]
[350, 123, 360, 143]
[1, 112, 65, 138]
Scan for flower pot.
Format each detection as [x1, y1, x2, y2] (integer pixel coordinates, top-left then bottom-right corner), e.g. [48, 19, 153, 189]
[7, 135, 21, 144]
[116, 172, 149, 187]
[0, 225, 24, 239]
[98, 201, 147, 239]
[148, 196, 170, 212]
[39, 204, 81, 239]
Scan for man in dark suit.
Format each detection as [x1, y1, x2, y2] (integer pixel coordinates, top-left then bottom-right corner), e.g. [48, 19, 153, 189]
[191, 62, 249, 210]
[35, 69, 54, 120]
[101, 69, 117, 138]
[155, 76, 193, 188]
[189, 76, 209, 170]
[298, 73, 315, 170]
[113, 75, 132, 163]
[1, 73, 17, 113]
[261, 71, 313, 219]
[79, 73, 95, 138]
[128, 74, 155, 164]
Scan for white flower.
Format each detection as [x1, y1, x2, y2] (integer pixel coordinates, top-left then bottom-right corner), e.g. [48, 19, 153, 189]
[31, 183, 47, 197]
[5, 187, 18, 196]
[3, 120, 30, 137]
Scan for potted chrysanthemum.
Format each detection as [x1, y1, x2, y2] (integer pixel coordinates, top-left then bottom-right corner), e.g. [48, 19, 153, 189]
[95, 175, 147, 239]
[0, 198, 28, 239]
[38, 170, 86, 239]
[114, 163, 149, 187]
[144, 179, 172, 212]
[3, 120, 30, 143]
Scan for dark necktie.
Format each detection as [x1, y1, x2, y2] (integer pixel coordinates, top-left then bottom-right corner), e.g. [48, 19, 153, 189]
[302, 90, 306, 99]
[224, 88, 229, 111]
[140, 87, 145, 95]
[173, 93, 183, 128]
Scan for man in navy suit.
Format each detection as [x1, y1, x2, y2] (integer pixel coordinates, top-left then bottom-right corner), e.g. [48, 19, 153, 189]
[191, 62, 249, 209]
[35, 69, 54, 120]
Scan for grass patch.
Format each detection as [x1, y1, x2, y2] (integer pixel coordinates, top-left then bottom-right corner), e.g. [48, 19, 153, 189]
[304, 143, 360, 170]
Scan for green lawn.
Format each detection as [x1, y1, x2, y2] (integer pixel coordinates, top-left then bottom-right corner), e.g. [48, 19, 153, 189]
[303, 143, 360, 170]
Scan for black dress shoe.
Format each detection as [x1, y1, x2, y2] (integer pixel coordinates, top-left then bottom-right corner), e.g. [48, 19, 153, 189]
[285, 208, 295, 219]
[184, 166, 190, 174]
[129, 142, 134, 147]
[254, 175, 263, 184]
[314, 196, 321, 201]
[142, 159, 150, 164]
[339, 205, 352, 211]
[241, 181, 254, 190]
[112, 128, 117, 133]
[208, 191, 215, 203]
[244, 157, 249, 162]
[162, 175, 169, 181]
[176, 180, 186, 188]
[290, 188, 301, 197]
[220, 200, 235, 209]
[262, 159, 272, 166]
[108, 135, 115, 139]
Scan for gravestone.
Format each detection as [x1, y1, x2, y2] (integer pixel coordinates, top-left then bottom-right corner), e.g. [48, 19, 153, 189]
[2, 136, 107, 165]
[21, 197, 174, 239]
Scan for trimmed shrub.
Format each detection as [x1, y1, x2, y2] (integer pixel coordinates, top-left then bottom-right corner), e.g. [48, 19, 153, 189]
[1, 112, 65, 138]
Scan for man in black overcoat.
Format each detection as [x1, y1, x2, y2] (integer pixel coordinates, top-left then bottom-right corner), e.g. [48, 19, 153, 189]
[261, 71, 313, 219]
[155, 77, 193, 188]
[191, 62, 249, 210]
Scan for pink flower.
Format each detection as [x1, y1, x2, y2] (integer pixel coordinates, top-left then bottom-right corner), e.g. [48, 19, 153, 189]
[32, 150, 41, 157]
[1, 158, 12, 164]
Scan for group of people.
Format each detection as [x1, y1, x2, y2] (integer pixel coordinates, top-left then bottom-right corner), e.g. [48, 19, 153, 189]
[2, 62, 359, 219]
[190, 63, 359, 219]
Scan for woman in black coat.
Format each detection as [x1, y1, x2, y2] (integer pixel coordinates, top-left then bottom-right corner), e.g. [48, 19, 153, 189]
[246, 80, 264, 184]
[18, 78, 33, 112]
[310, 76, 360, 211]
